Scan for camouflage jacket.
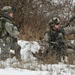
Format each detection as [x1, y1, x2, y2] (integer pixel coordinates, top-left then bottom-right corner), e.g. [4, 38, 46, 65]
[44, 28, 65, 43]
[1, 17, 19, 44]
[44, 26, 75, 43]
[4, 18, 19, 39]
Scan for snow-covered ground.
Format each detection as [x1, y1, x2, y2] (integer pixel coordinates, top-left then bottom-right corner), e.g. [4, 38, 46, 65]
[0, 40, 75, 75]
[0, 62, 75, 75]
[0, 68, 48, 75]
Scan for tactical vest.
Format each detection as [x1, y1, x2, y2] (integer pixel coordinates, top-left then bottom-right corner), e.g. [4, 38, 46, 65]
[0, 17, 6, 38]
[0, 17, 13, 38]
[45, 28, 64, 42]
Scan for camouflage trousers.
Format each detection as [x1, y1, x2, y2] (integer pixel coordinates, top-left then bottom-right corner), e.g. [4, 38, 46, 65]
[0, 39, 10, 60]
[11, 42, 21, 61]
[0, 39, 21, 61]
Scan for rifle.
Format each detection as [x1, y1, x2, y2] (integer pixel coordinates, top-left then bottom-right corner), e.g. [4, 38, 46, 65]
[65, 14, 75, 27]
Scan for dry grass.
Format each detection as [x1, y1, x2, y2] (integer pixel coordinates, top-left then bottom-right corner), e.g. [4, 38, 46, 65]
[33, 49, 75, 65]
[65, 35, 75, 40]
[19, 29, 75, 40]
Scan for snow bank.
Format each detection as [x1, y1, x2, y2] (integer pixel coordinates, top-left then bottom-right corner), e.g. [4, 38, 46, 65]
[18, 40, 40, 62]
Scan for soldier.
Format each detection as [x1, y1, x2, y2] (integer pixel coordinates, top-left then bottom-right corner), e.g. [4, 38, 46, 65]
[0, 6, 21, 61]
[44, 16, 75, 62]
[44, 17, 66, 62]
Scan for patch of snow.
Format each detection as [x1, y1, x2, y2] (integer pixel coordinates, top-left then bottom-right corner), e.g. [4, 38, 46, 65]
[18, 40, 40, 62]
[0, 40, 75, 75]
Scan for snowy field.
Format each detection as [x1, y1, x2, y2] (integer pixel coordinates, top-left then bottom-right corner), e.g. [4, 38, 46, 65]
[0, 40, 75, 75]
[0, 64, 75, 75]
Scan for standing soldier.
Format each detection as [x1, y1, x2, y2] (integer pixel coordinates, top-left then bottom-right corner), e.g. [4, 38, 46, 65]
[0, 6, 21, 61]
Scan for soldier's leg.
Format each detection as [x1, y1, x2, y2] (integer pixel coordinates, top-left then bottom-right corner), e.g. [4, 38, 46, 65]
[11, 42, 21, 61]
[0, 40, 10, 61]
[55, 49, 61, 62]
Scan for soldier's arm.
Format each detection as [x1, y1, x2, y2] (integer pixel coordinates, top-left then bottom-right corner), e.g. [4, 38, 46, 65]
[44, 33, 49, 42]
[44, 30, 51, 42]
[5, 22, 19, 39]
[64, 27, 75, 35]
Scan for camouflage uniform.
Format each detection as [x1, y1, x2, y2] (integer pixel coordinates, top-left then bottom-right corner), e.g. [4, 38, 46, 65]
[44, 17, 75, 62]
[44, 20, 75, 42]
[44, 16, 75, 42]
[61, 15, 75, 35]
[0, 6, 21, 61]
[44, 17, 65, 44]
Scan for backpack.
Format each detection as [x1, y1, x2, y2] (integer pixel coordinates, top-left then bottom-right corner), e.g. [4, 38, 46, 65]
[0, 17, 6, 38]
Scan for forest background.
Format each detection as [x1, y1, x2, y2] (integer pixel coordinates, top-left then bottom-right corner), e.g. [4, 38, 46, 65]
[0, 0, 75, 40]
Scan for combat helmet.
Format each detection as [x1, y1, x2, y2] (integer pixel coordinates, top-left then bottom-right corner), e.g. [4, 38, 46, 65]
[49, 17, 60, 26]
[1, 6, 13, 14]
